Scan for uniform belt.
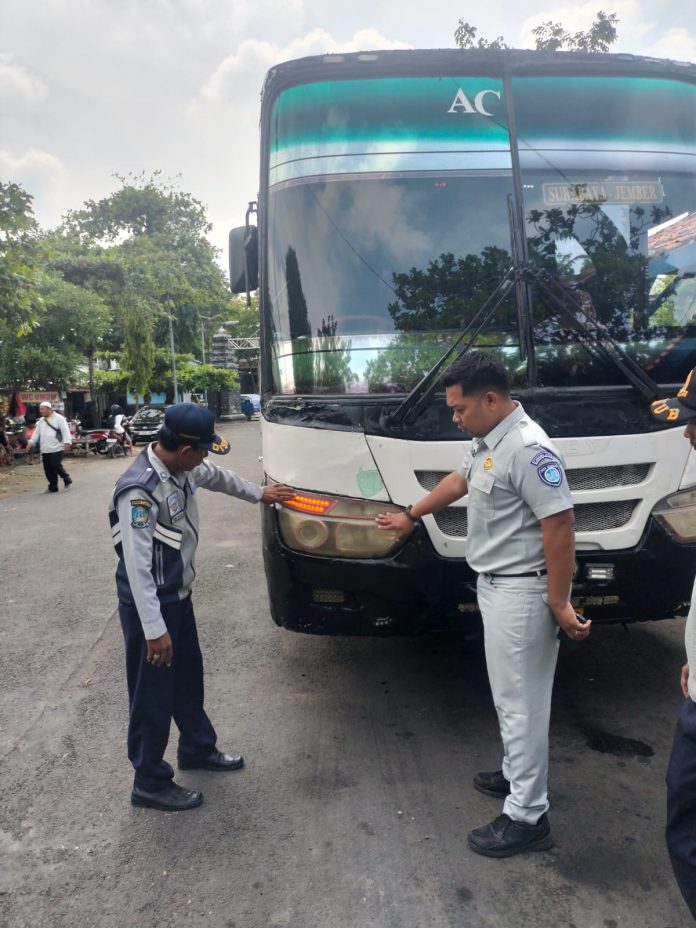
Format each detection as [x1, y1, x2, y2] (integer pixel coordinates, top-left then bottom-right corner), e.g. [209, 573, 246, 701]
[485, 569, 547, 578]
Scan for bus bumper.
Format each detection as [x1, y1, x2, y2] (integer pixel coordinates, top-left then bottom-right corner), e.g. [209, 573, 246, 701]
[261, 507, 696, 635]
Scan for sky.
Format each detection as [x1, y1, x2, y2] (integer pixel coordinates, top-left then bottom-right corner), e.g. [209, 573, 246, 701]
[2, 0, 695, 270]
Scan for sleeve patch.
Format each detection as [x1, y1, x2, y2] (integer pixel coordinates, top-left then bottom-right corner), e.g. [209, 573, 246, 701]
[530, 450, 555, 466]
[537, 460, 563, 487]
[130, 498, 152, 527]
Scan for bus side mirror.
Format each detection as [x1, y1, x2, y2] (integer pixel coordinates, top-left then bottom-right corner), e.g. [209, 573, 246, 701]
[229, 225, 258, 295]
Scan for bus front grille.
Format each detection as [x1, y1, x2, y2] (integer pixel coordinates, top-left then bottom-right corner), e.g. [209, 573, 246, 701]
[432, 500, 640, 538]
[415, 463, 651, 494]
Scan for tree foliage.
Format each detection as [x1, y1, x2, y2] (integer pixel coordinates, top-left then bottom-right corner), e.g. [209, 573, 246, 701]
[454, 22, 508, 50]
[0, 181, 44, 336]
[0, 174, 234, 400]
[531, 11, 619, 52]
[454, 11, 619, 52]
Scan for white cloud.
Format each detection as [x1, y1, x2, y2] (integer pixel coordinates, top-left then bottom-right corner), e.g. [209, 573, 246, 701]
[645, 28, 696, 63]
[196, 28, 412, 109]
[0, 54, 46, 102]
[0, 149, 66, 226]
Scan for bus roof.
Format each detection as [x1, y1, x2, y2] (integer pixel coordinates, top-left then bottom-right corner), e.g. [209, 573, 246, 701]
[262, 48, 696, 104]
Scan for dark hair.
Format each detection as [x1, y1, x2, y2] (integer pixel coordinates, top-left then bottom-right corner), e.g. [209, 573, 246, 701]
[441, 351, 510, 395]
[155, 424, 181, 451]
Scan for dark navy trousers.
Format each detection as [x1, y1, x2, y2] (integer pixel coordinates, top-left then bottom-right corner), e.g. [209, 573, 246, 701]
[666, 696, 696, 921]
[119, 596, 217, 792]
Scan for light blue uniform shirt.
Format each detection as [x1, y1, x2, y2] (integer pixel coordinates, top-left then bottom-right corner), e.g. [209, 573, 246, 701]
[458, 403, 573, 575]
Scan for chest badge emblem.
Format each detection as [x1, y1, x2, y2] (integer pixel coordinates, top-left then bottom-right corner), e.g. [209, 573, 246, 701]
[483, 457, 493, 471]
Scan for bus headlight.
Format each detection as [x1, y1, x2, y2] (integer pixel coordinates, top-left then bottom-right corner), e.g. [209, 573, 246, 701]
[277, 491, 403, 558]
[652, 487, 696, 543]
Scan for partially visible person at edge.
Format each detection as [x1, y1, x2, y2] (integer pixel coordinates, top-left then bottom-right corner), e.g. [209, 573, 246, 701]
[108, 402, 294, 812]
[651, 369, 696, 921]
[0, 411, 11, 465]
[26, 401, 73, 492]
[110, 403, 133, 455]
[375, 351, 588, 858]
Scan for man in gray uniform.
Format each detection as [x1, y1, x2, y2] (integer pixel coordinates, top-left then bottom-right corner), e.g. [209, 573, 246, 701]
[376, 351, 589, 856]
[651, 372, 696, 919]
[109, 402, 293, 812]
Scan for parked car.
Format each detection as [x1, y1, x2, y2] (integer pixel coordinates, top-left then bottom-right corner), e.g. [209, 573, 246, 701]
[240, 394, 261, 420]
[130, 405, 169, 445]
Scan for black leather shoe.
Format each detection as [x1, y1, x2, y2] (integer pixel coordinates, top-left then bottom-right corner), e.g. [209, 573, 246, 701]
[131, 782, 203, 812]
[473, 769, 511, 798]
[468, 813, 552, 858]
[178, 749, 244, 771]
[63, 477, 72, 487]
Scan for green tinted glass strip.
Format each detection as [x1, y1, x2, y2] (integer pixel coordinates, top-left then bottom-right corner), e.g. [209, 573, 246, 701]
[269, 76, 511, 182]
[512, 76, 696, 149]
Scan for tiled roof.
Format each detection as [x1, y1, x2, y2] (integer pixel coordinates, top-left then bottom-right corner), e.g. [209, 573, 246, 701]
[650, 213, 696, 256]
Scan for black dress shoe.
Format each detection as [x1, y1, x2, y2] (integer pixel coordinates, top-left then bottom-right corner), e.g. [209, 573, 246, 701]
[131, 782, 203, 812]
[468, 813, 552, 858]
[178, 749, 244, 771]
[63, 477, 72, 487]
[473, 769, 511, 798]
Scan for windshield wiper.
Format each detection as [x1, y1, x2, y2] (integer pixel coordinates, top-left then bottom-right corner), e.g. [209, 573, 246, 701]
[389, 267, 517, 426]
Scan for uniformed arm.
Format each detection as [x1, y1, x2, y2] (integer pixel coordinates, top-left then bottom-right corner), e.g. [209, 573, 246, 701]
[192, 459, 294, 504]
[116, 492, 172, 664]
[512, 446, 590, 639]
[541, 510, 590, 637]
[375, 470, 468, 539]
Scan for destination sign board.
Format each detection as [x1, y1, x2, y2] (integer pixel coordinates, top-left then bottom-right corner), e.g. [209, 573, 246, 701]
[543, 180, 664, 206]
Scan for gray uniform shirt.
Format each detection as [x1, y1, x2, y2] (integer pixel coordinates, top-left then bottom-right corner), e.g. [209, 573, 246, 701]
[116, 444, 263, 639]
[458, 403, 573, 575]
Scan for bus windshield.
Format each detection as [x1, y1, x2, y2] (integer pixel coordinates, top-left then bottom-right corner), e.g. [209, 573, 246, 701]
[265, 72, 696, 395]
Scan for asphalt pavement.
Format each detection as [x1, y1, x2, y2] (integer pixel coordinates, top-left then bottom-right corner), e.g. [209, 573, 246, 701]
[0, 421, 692, 928]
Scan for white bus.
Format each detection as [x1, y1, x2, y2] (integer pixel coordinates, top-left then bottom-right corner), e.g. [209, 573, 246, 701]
[229, 48, 696, 635]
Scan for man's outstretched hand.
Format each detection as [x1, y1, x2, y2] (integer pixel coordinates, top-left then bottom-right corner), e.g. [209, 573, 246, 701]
[375, 511, 417, 540]
[261, 484, 295, 505]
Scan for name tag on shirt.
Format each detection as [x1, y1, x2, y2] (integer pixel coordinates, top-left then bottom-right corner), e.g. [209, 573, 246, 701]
[167, 490, 186, 521]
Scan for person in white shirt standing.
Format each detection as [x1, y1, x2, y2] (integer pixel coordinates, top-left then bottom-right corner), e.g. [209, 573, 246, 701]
[27, 401, 73, 493]
[110, 404, 133, 455]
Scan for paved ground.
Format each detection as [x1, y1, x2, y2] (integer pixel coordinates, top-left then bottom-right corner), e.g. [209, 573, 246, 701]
[0, 421, 692, 928]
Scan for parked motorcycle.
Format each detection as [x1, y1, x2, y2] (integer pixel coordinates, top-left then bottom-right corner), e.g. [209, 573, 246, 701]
[75, 425, 130, 457]
[105, 429, 130, 458]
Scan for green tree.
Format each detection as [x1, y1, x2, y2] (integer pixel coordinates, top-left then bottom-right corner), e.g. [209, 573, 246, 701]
[0, 181, 43, 336]
[56, 173, 230, 401]
[531, 11, 619, 52]
[454, 11, 619, 52]
[454, 22, 508, 49]
[0, 271, 110, 390]
[178, 363, 239, 394]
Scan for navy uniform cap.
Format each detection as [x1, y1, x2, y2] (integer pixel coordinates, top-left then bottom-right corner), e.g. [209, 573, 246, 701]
[164, 403, 230, 454]
[651, 367, 696, 423]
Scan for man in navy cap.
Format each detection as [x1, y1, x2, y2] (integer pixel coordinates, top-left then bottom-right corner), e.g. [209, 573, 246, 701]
[108, 402, 294, 811]
[652, 372, 696, 919]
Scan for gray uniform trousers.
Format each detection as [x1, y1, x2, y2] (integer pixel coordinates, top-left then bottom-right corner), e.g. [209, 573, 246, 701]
[477, 573, 560, 824]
